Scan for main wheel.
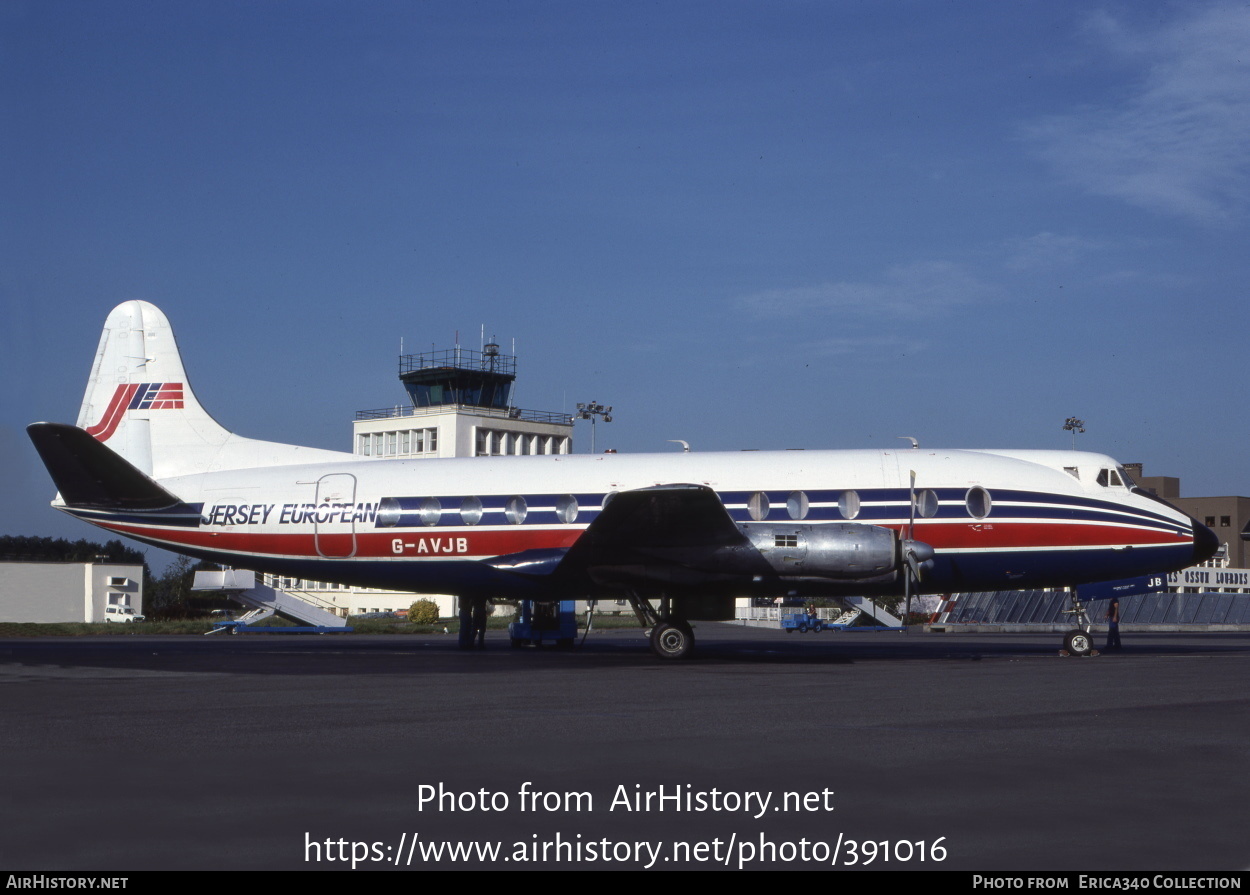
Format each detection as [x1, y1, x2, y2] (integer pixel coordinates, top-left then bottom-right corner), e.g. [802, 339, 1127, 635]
[650, 621, 694, 660]
[1064, 629, 1094, 657]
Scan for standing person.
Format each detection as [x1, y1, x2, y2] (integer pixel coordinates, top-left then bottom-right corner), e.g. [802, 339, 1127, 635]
[473, 598, 488, 649]
[1105, 595, 1122, 652]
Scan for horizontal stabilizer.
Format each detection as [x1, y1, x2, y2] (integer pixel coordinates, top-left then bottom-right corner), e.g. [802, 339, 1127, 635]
[27, 422, 182, 510]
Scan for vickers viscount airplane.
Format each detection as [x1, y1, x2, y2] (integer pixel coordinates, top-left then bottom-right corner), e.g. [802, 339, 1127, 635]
[29, 301, 1217, 659]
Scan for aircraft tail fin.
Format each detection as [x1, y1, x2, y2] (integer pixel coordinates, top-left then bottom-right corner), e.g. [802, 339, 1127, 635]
[71, 301, 350, 478]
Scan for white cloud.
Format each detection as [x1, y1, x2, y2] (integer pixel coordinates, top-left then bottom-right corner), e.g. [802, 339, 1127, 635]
[802, 335, 927, 358]
[1022, 5, 1250, 222]
[739, 260, 999, 320]
[1001, 232, 1100, 272]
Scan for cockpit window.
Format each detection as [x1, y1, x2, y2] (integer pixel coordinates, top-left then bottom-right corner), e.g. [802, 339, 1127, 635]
[1064, 467, 1080, 480]
[1096, 468, 1124, 488]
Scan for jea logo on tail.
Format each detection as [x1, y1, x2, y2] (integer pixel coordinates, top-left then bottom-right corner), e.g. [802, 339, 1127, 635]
[86, 382, 185, 441]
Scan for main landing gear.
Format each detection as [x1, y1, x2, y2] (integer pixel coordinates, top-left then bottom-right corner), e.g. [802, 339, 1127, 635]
[627, 592, 695, 660]
[1060, 592, 1099, 658]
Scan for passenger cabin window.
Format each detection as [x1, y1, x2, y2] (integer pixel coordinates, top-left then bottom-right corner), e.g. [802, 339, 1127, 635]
[787, 491, 809, 520]
[377, 498, 401, 527]
[965, 487, 992, 519]
[460, 496, 483, 525]
[838, 491, 861, 520]
[748, 492, 770, 521]
[505, 496, 527, 525]
[556, 495, 579, 524]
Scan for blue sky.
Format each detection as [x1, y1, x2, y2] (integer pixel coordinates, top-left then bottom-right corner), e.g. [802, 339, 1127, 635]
[3, 1, 1249, 560]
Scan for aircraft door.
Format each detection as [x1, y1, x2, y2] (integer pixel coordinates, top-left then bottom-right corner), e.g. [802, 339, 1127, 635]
[314, 473, 358, 558]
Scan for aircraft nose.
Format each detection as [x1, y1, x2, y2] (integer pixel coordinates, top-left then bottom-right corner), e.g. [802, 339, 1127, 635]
[1190, 517, 1219, 565]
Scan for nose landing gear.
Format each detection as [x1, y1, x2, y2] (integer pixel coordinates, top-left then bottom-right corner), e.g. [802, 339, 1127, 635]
[1060, 593, 1100, 657]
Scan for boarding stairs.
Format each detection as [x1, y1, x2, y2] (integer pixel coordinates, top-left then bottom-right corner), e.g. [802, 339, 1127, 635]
[829, 609, 862, 627]
[192, 569, 350, 633]
[847, 596, 903, 627]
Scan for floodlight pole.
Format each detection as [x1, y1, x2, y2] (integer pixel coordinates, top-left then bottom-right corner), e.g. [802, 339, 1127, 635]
[1063, 417, 1086, 450]
[575, 401, 613, 453]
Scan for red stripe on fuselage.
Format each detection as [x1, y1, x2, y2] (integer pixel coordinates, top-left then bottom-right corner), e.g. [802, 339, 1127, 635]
[908, 521, 1188, 549]
[97, 523, 584, 558]
[87, 518, 1186, 561]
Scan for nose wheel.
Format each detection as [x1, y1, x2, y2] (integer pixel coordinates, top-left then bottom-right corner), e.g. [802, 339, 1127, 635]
[1060, 593, 1099, 657]
[1063, 628, 1096, 657]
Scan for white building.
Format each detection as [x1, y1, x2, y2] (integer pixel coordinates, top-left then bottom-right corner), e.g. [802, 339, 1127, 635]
[352, 344, 572, 460]
[0, 561, 144, 623]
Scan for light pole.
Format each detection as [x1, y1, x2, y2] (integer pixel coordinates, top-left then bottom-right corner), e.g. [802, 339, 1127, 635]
[576, 402, 612, 453]
[1063, 417, 1086, 450]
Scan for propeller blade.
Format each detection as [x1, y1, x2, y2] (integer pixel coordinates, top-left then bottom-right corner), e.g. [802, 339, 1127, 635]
[908, 469, 917, 541]
[904, 469, 918, 619]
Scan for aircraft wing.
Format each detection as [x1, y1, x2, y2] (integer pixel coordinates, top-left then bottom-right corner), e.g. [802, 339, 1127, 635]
[579, 484, 744, 548]
[551, 484, 770, 589]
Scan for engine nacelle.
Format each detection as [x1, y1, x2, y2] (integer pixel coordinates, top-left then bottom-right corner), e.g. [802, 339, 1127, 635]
[739, 522, 899, 580]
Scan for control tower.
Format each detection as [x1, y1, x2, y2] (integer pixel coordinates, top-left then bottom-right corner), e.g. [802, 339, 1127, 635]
[400, 343, 515, 411]
[353, 341, 574, 459]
